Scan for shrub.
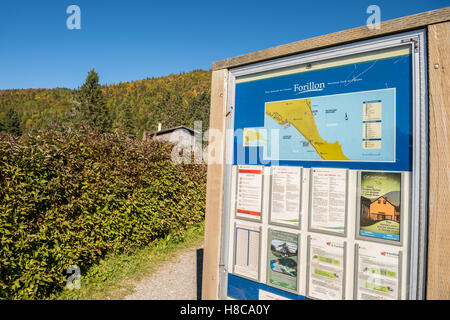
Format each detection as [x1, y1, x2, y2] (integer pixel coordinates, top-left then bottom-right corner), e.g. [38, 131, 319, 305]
[0, 130, 206, 299]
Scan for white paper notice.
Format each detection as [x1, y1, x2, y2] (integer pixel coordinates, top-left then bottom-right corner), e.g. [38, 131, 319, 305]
[310, 168, 347, 234]
[308, 235, 345, 300]
[259, 289, 290, 300]
[234, 222, 260, 280]
[270, 166, 302, 227]
[236, 165, 263, 220]
[356, 244, 400, 300]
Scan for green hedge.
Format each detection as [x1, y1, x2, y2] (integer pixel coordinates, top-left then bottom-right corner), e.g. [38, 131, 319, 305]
[0, 130, 206, 299]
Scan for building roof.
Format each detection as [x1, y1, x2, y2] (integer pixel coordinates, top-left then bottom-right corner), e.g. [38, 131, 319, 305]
[147, 126, 195, 137]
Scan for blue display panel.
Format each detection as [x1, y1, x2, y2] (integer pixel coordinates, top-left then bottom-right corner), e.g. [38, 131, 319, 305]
[233, 53, 412, 171]
[227, 46, 415, 301]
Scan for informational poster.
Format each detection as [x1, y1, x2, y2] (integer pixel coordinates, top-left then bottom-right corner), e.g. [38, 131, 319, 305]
[233, 45, 413, 172]
[267, 229, 299, 292]
[259, 289, 290, 300]
[310, 168, 347, 234]
[356, 244, 401, 300]
[307, 235, 345, 300]
[359, 171, 402, 241]
[236, 165, 263, 220]
[233, 222, 260, 280]
[269, 166, 302, 228]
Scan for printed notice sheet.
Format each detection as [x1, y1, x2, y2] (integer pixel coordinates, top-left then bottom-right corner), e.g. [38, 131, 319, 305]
[270, 166, 302, 227]
[259, 289, 290, 300]
[356, 244, 401, 300]
[307, 235, 345, 300]
[236, 165, 263, 220]
[233, 222, 260, 280]
[267, 230, 299, 292]
[310, 168, 347, 234]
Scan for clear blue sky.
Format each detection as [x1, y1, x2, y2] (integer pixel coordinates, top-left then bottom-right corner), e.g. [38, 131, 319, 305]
[0, 0, 447, 89]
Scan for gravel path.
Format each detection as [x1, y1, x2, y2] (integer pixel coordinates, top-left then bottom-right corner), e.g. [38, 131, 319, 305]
[124, 245, 204, 300]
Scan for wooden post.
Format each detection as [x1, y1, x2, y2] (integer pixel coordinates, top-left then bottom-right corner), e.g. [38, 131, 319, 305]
[426, 21, 450, 300]
[202, 69, 228, 299]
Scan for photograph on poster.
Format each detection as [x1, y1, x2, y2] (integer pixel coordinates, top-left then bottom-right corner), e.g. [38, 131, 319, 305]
[236, 165, 263, 221]
[267, 229, 299, 292]
[356, 244, 401, 300]
[233, 222, 260, 280]
[307, 235, 345, 300]
[310, 168, 347, 234]
[269, 166, 302, 228]
[359, 171, 402, 241]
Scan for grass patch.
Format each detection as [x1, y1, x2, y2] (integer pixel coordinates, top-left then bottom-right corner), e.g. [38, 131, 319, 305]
[50, 222, 204, 300]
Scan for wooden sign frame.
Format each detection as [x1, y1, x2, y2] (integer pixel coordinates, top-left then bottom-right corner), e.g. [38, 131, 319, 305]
[202, 7, 450, 300]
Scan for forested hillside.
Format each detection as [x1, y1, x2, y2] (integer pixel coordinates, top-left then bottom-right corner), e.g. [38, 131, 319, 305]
[0, 69, 211, 138]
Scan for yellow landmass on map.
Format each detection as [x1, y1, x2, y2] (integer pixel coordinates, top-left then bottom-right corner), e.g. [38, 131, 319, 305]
[266, 98, 349, 160]
[244, 129, 267, 144]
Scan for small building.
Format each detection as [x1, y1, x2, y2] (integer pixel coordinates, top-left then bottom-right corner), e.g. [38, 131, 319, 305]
[143, 125, 204, 162]
[144, 125, 196, 149]
[369, 196, 400, 222]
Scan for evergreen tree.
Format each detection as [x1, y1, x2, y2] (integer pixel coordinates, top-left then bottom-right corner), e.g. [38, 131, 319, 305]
[186, 92, 210, 133]
[75, 69, 112, 132]
[118, 103, 136, 137]
[4, 107, 22, 136]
